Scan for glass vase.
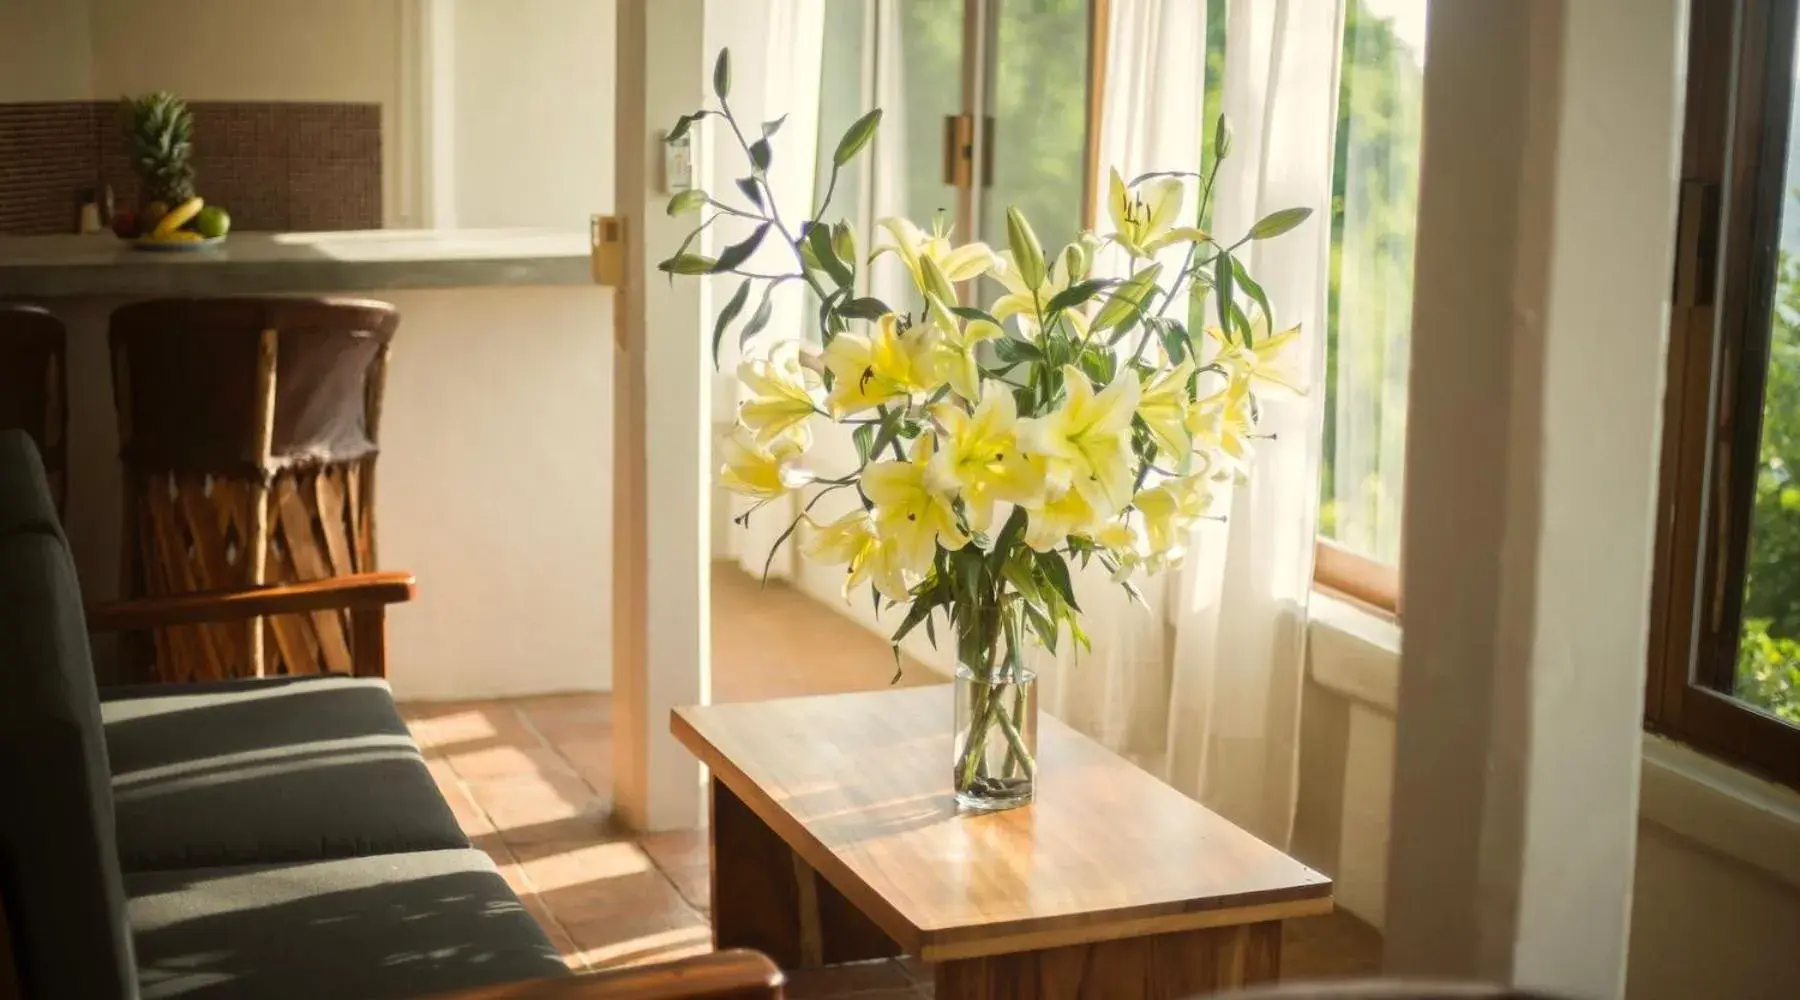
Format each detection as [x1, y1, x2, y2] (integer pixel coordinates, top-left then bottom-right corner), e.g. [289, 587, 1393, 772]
[951, 603, 1038, 812]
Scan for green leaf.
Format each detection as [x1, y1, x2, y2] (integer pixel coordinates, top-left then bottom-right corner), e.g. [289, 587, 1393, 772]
[992, 338, 1042, 364]
[710, 279, 751, 367]
[891, 598, 936, 646]
[749, 138, 772, 173]
[739, 286, 776, 346]
[1214, 251, 1235, 338]
[838, 296, 892, 320]
[734, 177, 763, 209]
[761, 115, 787, 138]
[1213, 113, 1233, 160]
[1248, 206, 1313, 241]
[1092, 263, 1163, 336]
[1044, 278, 1110, 316]
[1160, 319, 1189, 363]
[1021, 600, 1059, 655]
[952, 305, 1002, 327]
[833, 109, 883, 167]
[1006, 207, 1046, 290]
[666, 111, 709, 144]
[658, 253, 717, 275]
[1230, 256, 1272, 328]
[832, 223, 858, 272]
[714, 222, 770, 272]
[760, 514, 800, 584]
[713, 49, 731, 100]
[869, 408, 905, 462]
[808, 223, 854, 289]
[666, 188, 707, 216]
[853, 424, 875, 465]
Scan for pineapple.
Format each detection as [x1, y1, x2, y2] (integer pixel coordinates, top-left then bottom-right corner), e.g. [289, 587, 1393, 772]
[122, 92, 196, 207]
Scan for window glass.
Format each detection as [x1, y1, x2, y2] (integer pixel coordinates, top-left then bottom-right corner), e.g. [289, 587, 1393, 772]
[1732, 47, 1800, 725]
[981, 0, 1091, 256]
[1317, 0, 1426, 565]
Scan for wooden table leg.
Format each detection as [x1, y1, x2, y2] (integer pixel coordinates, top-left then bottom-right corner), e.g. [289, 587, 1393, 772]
[932, 922, 1282, 999]
[709, 777, 901, 969]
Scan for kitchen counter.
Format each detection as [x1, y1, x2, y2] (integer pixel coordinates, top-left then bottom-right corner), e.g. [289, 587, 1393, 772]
[0, 228, 594, 297]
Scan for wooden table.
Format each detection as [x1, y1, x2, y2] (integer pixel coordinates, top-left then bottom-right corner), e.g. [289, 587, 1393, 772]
[671, 687, 1333, 998]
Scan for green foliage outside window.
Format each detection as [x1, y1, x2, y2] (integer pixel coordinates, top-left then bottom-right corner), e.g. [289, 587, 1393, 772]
[1737, 247, 1800, 723]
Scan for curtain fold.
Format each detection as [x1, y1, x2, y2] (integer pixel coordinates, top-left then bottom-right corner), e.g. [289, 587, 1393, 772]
[1162, 0, 1342, 847]
[1031, 0, 1209, 766]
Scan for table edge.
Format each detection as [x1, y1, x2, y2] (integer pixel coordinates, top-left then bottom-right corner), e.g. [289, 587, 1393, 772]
[672, 709, 928, 953]
[671, 703, 1336, 959]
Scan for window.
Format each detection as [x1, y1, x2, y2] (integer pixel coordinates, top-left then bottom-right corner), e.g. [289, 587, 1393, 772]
[1314, 0, 1427, 615]
[1647, 0, 1800, 790]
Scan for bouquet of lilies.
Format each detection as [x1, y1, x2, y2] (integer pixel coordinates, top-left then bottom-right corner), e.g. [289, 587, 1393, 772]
[663, 52, 1307, 784]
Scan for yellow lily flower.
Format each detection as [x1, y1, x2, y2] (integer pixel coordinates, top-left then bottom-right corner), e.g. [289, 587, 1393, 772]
[862, 435, 970, 585]
[719, 424, 814, 500]
[736, 347, 822, 445]
[1019, 365, 1142, 517]
[923, 293, 1004, 402]
[1132, 474, 1213, 571]
[1107, 168, 1207, 259]
[990, 248, 1094, 340]
[927, 383, 1045, 534]
[1022, 483, 1106, 553]
[804, 508, 910, 601]
[1189, 376, 1256, 469]
[874, 216, 999, 295]
[1203, 315, 1305, 395]
[1136, 357, 1198, 462]
[821, 314, 937, 417]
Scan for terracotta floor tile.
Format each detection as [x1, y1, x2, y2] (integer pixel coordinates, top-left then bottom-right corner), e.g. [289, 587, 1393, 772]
[465, 771, 606, 840]
[663, 862, 710, 912]
[513, 839, 658, 894]
[561, 906, 712, 971]
[638, 827, 709, 871]
[443, 742, 580, 783]
[424, 758, 494, 836]
[534, 867, 692, 928]
[518, 893, 584, 970]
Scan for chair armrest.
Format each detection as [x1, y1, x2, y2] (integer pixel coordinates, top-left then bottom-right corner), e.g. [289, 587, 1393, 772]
[87, 572, 417, 633]
[418, 950, 783, 1000]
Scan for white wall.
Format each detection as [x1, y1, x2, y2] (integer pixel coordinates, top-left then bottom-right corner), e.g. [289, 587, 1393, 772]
[378, 286, 614, 700]
[440, 0, 616, 228]
[1294, 629, 1800, 1000]
[87, 0, 412, 225]
[0, 0, 93, 101]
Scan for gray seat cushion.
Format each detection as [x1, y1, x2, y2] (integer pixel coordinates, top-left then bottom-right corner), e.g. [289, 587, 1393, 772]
[127, 849, 569, 999]
[102, 676, 470, 871]
[0, 510, 140, 998]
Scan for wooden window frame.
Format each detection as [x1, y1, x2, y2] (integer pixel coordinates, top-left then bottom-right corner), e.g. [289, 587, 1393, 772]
[1646, 0, 1800, 791]
[1315, 540, 1400, 619]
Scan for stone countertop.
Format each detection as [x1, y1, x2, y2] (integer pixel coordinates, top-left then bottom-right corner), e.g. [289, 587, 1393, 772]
[0, 228, 595, 297]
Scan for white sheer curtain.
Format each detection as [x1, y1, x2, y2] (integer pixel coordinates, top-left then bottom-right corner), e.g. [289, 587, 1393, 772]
[708, 0, 826, 579]
[1031, 0, 1209, 764]
[1163, 0, 1342, 847]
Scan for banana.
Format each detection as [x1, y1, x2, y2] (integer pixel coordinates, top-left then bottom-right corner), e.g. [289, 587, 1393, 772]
[154, 197, 204, 238]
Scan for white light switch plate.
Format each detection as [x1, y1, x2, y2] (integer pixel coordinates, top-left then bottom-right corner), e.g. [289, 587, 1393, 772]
[663, 132, 694, 194]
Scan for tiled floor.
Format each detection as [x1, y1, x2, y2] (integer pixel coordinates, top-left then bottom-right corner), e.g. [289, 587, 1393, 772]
[400, 564, 1380, 996]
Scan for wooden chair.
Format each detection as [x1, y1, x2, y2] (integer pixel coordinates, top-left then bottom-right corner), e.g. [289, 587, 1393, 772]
[109, 297, 398, 683]
[0, 303, 67, 510]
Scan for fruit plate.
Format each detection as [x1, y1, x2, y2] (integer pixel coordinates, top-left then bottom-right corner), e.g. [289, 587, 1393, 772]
[132, 236, 227, 253]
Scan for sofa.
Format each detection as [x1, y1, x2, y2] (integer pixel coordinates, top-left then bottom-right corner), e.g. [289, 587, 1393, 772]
[0, 430, 778, 1000]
